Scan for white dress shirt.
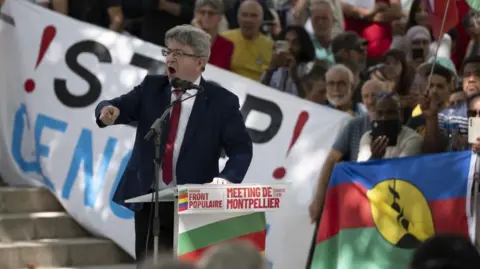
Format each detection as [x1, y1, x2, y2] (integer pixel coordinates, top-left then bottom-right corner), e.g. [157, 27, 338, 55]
[357, 126, 423, 162]
[156, 77, 231, 188]
[157, 76, 200, 188]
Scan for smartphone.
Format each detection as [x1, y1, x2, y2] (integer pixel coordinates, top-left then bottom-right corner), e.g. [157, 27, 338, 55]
[275, 40, 289, 53]
[411, 48, 424, 60]
[468, 117, 480, 144]
[371, 120, 399, 146]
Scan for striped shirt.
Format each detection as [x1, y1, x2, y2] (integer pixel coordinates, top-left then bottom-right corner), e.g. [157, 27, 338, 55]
[438, 102, 468, 136]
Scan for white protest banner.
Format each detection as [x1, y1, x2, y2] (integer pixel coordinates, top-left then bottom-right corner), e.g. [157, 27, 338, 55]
[0, 1, 350, 268]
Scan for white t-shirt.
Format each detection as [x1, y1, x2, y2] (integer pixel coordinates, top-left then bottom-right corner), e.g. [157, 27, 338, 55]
[357, 126, 423, 162]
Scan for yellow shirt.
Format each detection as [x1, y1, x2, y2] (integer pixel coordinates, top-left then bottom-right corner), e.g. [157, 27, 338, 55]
[222, 29, 273, 81]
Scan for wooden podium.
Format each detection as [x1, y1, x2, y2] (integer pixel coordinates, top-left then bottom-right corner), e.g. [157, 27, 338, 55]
[126, 183, 288, 261]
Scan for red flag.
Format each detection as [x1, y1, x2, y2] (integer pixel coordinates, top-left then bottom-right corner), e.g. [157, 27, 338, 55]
[425, 0, 459, 40]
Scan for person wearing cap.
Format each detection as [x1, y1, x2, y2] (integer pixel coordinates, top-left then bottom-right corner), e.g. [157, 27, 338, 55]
[192, 0, 234, 70]
[330, 31, 369, 75]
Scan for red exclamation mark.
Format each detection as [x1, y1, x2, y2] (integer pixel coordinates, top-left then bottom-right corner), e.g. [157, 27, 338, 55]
[24, 25, 57, 93]
[272, 111, 309, 180]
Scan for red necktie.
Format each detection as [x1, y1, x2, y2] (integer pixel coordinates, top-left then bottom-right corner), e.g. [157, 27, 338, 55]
[162, 89, 182, 185]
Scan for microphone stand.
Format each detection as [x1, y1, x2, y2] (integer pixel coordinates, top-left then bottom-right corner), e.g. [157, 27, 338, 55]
[143, 90, 202, 265]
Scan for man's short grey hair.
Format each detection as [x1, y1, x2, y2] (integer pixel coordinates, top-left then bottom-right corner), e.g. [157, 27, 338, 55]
[326, 64, 355, 85]
[195, 0, 225, 14]
[198, 241, 267, 269]
[165, 25, 212, 59]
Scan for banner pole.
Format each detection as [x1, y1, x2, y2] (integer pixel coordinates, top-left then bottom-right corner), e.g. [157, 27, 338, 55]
[305, 208, 323, 269]
[173, 188, 179, 257]
[425, 0, 452, 91]
[473, 154, 480, 245]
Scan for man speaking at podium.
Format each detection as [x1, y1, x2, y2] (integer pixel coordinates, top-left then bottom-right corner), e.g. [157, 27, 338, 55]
[94, 25, 253, 262]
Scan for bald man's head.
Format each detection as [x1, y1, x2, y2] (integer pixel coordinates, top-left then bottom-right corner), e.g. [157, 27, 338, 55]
[238, 0, 263, 39]
[361, 79, 388, 113]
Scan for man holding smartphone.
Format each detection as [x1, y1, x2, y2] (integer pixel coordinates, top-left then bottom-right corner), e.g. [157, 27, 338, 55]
[357, 93, 423, 161]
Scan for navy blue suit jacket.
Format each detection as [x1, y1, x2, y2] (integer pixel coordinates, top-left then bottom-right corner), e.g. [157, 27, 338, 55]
[95, 75, 253, 211]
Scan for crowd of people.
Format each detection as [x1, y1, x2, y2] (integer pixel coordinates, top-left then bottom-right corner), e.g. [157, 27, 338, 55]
[3, 0, 480, 268]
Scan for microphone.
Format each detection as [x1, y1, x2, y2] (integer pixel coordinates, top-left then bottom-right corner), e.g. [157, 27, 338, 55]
[171, 77, 203, 92]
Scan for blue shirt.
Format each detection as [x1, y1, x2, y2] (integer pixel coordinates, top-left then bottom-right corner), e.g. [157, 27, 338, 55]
[439, 102, 468, 135]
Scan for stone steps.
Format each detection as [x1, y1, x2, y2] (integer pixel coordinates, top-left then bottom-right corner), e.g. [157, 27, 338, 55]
[0, 187, 63, 213]
[0, 238, 133, 268]
[0, 186, 135, 268]
[0, 212, 90, 242]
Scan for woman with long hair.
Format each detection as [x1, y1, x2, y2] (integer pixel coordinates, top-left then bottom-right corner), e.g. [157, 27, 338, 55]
[261, 25, 316, 98]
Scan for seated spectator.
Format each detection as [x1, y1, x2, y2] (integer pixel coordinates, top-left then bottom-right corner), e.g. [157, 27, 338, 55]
[420, 56, 480, 153]
[309, 1, 335, 64]
[192, 0, 234, 70]
[371, 49, 413, 95]
[303, 0, 344, 40]
[331, 31, 369, 104]
[370, 49, 415, 122]
[141, 0, 195, 46]
[222, 0, 273, 81]
[404, 25, 431, 71]
[68, 0, 123, 32]
[357, 93, 423, 161]
[462, 56, 480, 97]
[408, 65, 455, 144]
[198, 241, 266, 269]
[330, 31, 368, 76]
[410, 234, 480, 269]
[411, 34, 456, 118]
[325, 64, 365, 116]
[303, 62, 329, 104]
[464, 10, 480, 58]
[260, 25, 315, 97]
[309, 79, 387, 222]
[225, 0, 273, 30]
[405, 0, 431, 36]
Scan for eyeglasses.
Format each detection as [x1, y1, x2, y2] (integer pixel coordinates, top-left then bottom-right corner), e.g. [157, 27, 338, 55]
[162, 49, 201, 58]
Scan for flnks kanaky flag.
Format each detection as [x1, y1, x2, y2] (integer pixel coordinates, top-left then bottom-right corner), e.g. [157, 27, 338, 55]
[311, 151, 472, 269]
[425, 0, 459, 40]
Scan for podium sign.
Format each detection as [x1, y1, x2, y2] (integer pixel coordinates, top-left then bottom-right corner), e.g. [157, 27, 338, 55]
[177, 184, 286, 214]
[177, 183, 288, 261]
